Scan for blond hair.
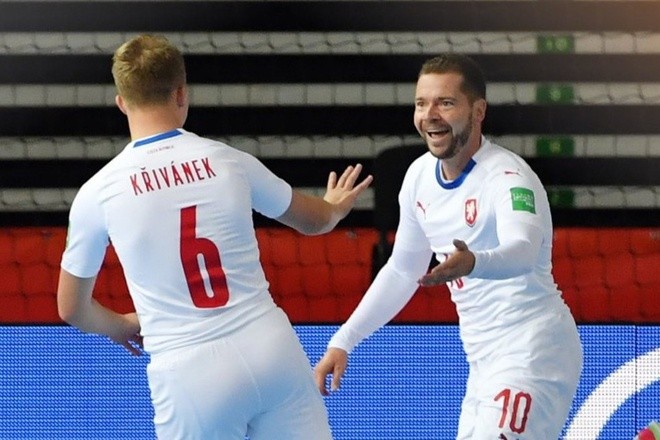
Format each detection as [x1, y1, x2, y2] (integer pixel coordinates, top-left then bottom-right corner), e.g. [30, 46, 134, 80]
[111, 34, 186, 107]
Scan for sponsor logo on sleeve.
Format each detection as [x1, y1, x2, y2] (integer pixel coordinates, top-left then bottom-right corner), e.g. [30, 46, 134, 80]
[510, 187, 536, 214]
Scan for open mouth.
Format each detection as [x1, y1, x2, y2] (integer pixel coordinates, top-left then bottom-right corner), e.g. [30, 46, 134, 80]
[426, 127, 451, 139]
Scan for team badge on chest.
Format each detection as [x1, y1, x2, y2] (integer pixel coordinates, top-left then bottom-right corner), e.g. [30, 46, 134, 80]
[465, 198, 477, 227]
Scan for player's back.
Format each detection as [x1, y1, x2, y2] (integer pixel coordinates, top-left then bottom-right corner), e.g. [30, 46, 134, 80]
[87, 129, 289, 354]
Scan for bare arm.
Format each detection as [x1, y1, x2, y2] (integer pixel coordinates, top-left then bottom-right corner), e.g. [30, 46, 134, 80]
[57, 269, 143, 356]
[276, 164, 373, 235]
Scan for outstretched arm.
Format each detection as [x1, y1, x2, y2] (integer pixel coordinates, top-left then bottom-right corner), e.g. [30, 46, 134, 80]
[314, 245, 431, 395]
[57, 269, 143, 356]
[418, 221, 543, 286]
[276, 164, 373, 235]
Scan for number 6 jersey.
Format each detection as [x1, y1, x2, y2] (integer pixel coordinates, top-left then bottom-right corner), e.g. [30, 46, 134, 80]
[61, 129, 293, 355]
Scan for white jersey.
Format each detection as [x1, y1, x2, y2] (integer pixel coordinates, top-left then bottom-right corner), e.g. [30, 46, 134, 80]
[61, 129, 292, 355]
[396, 136, 568, 359]
[329, 136, 573, 361]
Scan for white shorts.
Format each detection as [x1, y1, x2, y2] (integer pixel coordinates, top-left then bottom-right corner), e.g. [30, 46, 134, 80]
[146, 307, 332, 440]
[456, 309, 583, 440]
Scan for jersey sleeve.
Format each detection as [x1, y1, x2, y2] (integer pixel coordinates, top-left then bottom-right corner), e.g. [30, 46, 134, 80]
[328, 245, 431, 353]
[328, 161, 433, 353]
[470, 168, 547, 279]
[240, 151, 293, 219]
[60, 183, 110, 278]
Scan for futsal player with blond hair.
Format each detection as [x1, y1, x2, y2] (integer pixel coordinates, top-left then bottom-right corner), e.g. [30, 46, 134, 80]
[58, 34, 372, 440]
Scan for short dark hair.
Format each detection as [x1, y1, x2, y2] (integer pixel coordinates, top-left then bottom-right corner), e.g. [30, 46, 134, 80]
[419, 53, 486, 102]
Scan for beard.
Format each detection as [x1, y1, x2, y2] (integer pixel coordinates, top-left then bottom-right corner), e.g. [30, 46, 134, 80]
[428, 114, 473, 160]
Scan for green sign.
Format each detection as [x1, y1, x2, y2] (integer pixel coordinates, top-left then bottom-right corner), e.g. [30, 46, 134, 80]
[510, 187, 536, 214]
[547, 189, 575, 208]
[536, 137, 575, 156]
[537, 35, 575, 53]
[536, 84, 575, 104]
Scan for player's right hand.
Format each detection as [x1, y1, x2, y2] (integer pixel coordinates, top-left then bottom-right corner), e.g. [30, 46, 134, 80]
[107, 312, 143, 356]
[313, 347, 348, 396]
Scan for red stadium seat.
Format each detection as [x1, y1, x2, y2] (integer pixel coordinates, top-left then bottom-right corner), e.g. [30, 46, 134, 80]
[636, 254, 660, 286]
[578, 285, 611, 322]
[0, 231, 14, 265]
[13, 229, 47, 265]
[552, 229, 570, 259]
[2, 226, 658, 324]
[45, 228, 67, 268]
[326, 230, 360, 265]
[608, 285, 642, 322]
[597, 228, 631, 256]
[26, 293, 60, 323]
[604, 253, 635, 288]
[302, 264, 332, 298]
[21, 263, 54, 297]
[394, 290, 431, 322]
[330, 265, 370, 299]
[1, 264, 22, 297]
[630, 229, 660, 255]
[567, 228, 599, 259]
[574, 256, 605, 289]
[1, 295, 28, 323]
[640, 285, 660, 321]
[298, 235, 327, 266]
[268, 229, 299, 267]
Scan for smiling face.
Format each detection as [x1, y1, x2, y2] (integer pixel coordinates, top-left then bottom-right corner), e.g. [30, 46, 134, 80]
[414, 72, 484, 161]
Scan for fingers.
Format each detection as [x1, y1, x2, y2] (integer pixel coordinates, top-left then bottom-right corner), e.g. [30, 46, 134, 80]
[132, 333, 144, 349]
[354, 173, 374, 193]
[123, 340, 143, 356]
[453, 239, 468, 251]
[333, 164, 372, 191]
[122, 333, 144, 356]
[336, 164, 358, 188]
[314, 348, 348, 396]
[418, 271, 441, 287]
[418, 240, 474, 286]
[314, 364, 331, 396]
[331, 363, 345, 392]
[326, 171, 337, 191]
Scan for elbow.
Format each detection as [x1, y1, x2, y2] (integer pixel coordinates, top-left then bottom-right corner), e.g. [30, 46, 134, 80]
[297, 223, 333, 236]
[292, 211, 339, 236]
[56, 269, 96, 327]
[510, 263, 535, 278]
[57, 295, 85, 326]
[57, 301, 76, 325]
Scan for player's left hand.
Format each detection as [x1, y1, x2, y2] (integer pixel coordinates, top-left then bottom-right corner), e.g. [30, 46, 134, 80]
[418, 239, 475, 286]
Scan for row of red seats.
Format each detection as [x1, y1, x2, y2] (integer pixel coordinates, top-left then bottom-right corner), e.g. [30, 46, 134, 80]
[0, 227, 658, 324]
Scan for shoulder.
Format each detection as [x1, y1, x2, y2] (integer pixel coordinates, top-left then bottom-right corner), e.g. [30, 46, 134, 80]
[404, 151, 435, 181]
[476, 138, 541, 186]
[184, 132, 257, 168]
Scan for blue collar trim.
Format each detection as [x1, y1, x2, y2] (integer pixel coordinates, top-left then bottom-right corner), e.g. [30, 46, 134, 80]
[436, 158, 477, 189]
[133, 129, 182, 148]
